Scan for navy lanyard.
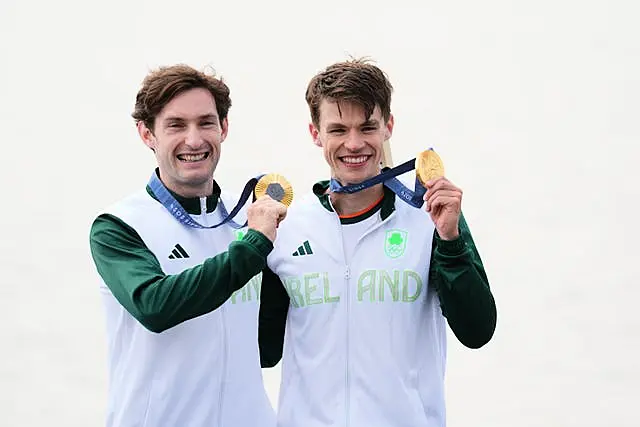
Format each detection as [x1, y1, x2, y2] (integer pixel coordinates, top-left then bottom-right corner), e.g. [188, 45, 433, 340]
[147, 171, 263, 229]
[329, 156, 426, 208]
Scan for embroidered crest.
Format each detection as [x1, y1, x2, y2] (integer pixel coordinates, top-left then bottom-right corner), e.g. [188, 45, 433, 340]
[384, 229, 408, 258]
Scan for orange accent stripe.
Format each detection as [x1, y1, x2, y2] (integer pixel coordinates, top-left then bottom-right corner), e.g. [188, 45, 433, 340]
[338, 194, 385, 219]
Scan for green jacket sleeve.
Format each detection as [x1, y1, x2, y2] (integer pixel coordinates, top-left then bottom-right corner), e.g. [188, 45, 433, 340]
[429, 212, 497, 349]
[258, 267, 290, 368]
[89, 213, 273, 333]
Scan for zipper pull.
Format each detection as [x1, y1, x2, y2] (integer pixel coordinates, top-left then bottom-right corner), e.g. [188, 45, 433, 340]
[200, 197, 207, 214]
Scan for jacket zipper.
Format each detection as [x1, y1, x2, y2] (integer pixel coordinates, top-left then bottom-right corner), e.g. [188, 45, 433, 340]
[330, 201, 395, 427]
[218, 306, 227, 426]
[344, 264, 351, 427]
[325, 198, 352, 426]
[343, 210, 394, 427]
[216, 199, 229, 427]
[201, 197, 228, 426]
[326, 201, 352, 427]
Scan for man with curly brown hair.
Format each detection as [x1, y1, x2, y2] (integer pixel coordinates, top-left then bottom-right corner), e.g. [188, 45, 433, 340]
[89, 64, 284, 427]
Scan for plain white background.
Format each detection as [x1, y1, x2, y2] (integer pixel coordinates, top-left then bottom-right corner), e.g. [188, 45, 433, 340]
[1, 0, 638, 425]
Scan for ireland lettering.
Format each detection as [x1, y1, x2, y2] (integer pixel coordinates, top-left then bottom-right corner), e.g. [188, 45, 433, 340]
[282, 269, 424, 307]
[230, 273, 262, 304]
[357, 269, 423, 303]
[283, 272, 340, 308]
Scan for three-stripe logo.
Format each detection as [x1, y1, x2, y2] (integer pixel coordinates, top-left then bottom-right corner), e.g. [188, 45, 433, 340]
[292, 240, 313, 257]
[168, 243, 190, 259]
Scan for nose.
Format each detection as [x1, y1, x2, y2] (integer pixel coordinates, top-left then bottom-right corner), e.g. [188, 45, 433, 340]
[343, 131, 366, 151]
[185, 125, 204, 149]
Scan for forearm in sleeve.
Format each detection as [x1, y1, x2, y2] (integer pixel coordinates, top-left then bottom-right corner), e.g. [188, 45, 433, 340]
[430, 213, 497, 349]
[90, 214, 273, 333]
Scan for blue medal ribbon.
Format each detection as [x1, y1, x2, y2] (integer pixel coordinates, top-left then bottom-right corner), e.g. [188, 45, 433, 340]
[329, 156, 427, 208]
[148, 171, 263, 229]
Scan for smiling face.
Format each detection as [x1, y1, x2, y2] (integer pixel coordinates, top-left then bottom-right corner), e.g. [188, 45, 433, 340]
[138, 87, 228, 197]
[310, 99, 393, 185]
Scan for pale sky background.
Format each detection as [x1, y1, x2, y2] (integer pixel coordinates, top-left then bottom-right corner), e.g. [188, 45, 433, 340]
[1, 0, 639, 426]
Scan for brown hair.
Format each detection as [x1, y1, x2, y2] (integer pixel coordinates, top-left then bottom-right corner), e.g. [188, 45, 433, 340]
[132, 64, 232, 131]
[305, 57, 394, 127]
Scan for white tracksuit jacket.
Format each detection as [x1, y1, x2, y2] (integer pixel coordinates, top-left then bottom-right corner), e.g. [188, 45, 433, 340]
[97, 190, 275, 427]
[267, 191, 447, 427]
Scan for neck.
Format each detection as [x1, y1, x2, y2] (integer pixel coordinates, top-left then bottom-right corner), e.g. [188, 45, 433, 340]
[175, 184, 214, 199]
[159, 171, 214, 199]
[329, 184, 384, 216]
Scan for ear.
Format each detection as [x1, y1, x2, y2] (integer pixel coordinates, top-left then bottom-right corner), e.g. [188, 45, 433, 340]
[137, 121, 157, 151]
[220, 117, 229, 142]
[309, 122, 322, 147]
[384, 113, 395, 140]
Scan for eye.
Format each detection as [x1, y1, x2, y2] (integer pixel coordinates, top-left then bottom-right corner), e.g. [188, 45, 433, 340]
[329, 129, 345, 134]
[168, 123, 183, 128]
[201, 121, 216, 127]
[362, 126, 377, 133]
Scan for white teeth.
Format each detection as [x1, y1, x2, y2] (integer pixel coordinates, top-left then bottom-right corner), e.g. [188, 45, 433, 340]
[178, 153, 207, 162]
[342, 156, 368, 164]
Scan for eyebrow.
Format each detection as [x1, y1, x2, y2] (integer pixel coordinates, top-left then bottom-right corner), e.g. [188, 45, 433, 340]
[326, 119, 380, 129]
[164, 114, 218, 122]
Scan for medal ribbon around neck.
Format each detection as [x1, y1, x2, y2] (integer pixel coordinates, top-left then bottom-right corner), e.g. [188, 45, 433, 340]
[329, 148, 445, 208]
[148, 171, 293, 229]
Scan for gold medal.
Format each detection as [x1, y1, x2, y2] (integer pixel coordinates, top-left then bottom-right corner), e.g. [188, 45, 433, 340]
[415, 149, 445, 185]
[254, 173, 294, 207]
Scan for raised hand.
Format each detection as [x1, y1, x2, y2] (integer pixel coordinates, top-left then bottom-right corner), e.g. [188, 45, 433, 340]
[423, 177, 462, 240]
[247, 195, 288, 242]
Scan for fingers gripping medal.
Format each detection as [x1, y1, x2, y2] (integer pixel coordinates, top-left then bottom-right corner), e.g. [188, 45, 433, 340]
[254, 174, 294, 206]
[415, 149, 445, 186]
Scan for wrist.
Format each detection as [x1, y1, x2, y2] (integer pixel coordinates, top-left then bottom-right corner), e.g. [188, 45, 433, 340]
[243, 229, 274, 257]
[435, 230, 466, 256]
[437, 230, 459, 241]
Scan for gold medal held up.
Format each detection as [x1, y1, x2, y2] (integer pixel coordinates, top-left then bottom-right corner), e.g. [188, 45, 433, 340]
[415, 149, 445, 185]
[254, 173, 294, 207]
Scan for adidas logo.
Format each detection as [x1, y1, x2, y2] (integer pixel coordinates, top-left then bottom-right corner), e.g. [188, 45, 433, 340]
[292, 240, 313, 257]
[168, 244, 190, 259]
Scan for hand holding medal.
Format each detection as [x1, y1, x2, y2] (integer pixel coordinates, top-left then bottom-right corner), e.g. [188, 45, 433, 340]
[330, 146, 462, 240]
[248, 173, 293, 242]
[416, 149, 462, 241]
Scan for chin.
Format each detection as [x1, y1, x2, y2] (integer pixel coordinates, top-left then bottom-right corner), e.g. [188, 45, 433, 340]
[336, 175, 363, 186]
[180, 166, 213, 182]
[342, 169, 378, 183]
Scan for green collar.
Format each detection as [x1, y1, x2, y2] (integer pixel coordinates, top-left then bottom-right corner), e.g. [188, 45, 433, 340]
[146, 169, 220, 215]
[312, 180, 396, 224]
